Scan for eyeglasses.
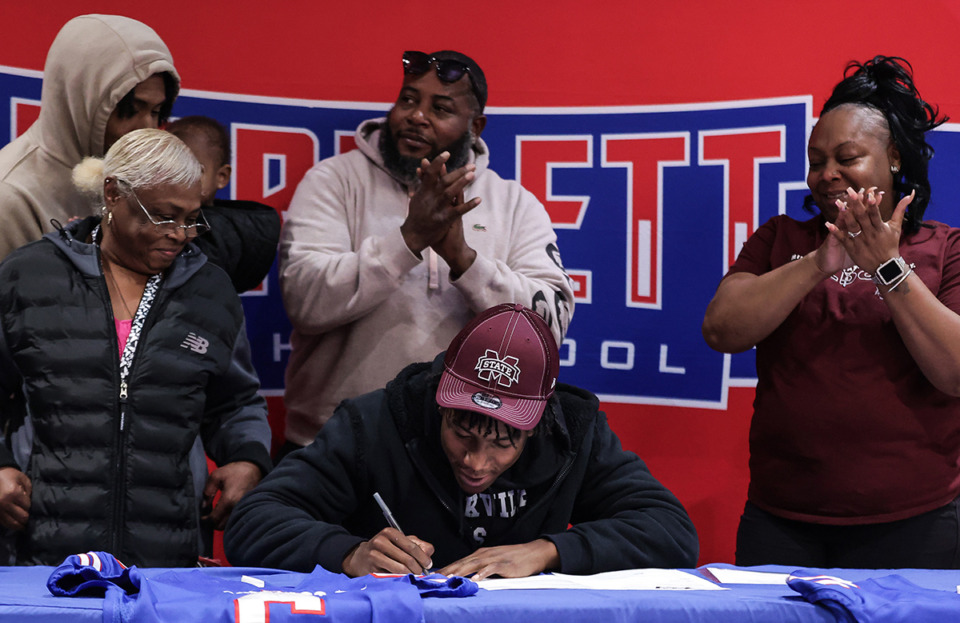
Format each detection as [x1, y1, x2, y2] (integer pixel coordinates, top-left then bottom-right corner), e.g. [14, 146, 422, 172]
[129, 189, 210, 238]
[402, 51, 483, 107]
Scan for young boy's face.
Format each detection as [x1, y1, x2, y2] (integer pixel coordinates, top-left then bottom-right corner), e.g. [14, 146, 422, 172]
[178, 133, 229, 206]
[439, 408, 529, 495]
[104, 74, 168, 153]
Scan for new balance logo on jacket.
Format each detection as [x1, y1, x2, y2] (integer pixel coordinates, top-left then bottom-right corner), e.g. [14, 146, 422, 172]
[180, 332, 209, 354]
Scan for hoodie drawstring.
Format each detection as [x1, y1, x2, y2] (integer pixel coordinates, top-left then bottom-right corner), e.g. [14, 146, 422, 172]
[428, 248, 440, 290]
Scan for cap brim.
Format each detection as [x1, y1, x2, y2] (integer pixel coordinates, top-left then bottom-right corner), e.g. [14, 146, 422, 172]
[436, 371, 545, 431]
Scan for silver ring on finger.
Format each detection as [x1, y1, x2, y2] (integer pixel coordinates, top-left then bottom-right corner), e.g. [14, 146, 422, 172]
[848, 230, 862, 239]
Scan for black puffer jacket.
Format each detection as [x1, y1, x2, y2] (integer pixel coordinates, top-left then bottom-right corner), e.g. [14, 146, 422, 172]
[225, 355, 698, 573]
[193, 199, 280, 293]
[0, 217, 271, 566]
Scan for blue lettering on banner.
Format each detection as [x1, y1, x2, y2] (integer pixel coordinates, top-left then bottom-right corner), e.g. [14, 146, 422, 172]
[5, 67, 960, 410]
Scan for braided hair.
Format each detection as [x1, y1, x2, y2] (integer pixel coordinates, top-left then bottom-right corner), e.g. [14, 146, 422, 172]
[804, 56, 947, 234]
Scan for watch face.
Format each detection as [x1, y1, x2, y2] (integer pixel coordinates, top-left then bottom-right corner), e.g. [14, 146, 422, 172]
[878, 259, 904, 283]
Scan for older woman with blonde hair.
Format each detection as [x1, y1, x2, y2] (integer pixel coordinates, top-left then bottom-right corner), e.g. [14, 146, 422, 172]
[0, 128, 271, 566]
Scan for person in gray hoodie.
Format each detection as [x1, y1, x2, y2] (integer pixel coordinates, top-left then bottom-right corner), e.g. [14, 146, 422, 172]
[0, 14, 178, 261]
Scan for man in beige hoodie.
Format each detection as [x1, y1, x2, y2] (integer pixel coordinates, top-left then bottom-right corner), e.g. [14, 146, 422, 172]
[0, 14, 179, 260]
[278, 51, 574, 456]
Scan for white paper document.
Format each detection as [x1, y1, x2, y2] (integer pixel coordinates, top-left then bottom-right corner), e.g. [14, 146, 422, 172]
[477, 568, 725, 591]
[704, 567, 790, 585]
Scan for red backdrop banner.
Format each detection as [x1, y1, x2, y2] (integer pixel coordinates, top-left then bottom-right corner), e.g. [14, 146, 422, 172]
[3, 1, 960, 566]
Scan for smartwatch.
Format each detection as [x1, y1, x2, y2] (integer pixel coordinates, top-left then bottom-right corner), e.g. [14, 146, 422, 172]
[873, 256, 908, 286]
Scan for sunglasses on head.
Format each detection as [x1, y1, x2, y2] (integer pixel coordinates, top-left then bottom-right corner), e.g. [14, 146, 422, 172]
[402, 50, 471, 84]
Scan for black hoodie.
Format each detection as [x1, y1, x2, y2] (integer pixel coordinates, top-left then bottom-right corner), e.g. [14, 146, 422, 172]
[225, 354, 698, 573]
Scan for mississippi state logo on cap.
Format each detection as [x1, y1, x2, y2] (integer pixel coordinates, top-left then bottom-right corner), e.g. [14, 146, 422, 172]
[437, 303, 559, 430]
[475, 350, 520, 387]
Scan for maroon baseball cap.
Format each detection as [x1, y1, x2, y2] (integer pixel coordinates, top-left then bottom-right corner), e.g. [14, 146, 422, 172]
[436, 303, 559, 430]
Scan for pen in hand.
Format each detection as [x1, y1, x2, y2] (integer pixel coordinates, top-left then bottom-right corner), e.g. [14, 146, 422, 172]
[373, 491, 403, 532]
[373, 491, 431, 574]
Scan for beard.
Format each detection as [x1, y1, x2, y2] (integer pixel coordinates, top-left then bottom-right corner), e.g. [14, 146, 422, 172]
[380, 124, 475, 187]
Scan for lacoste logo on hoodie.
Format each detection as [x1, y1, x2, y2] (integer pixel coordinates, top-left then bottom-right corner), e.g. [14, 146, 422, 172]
[180, 332, 209, 354]
[472, 224, 487, 232]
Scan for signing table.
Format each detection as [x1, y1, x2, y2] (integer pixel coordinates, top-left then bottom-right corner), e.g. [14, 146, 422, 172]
[2, 563, 959, 622]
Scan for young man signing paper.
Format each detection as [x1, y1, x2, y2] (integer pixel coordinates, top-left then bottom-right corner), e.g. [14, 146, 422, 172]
[225, 304, 697, 579]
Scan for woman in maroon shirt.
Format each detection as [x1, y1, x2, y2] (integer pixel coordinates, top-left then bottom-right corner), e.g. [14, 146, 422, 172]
[703, 56, 960, 568]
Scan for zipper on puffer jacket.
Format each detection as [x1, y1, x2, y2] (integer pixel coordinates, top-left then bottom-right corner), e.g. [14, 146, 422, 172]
[101, 267, 126, 557]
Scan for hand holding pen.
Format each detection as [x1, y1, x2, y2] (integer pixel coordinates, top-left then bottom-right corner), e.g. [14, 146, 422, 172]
[340, 492, 435, 578]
